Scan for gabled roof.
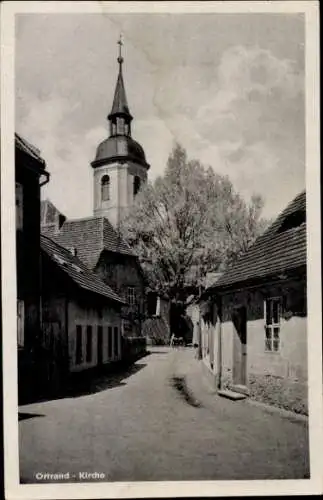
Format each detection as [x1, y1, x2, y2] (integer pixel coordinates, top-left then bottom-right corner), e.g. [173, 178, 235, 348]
[41, 199, 66, 227]
[15, 133, 46, 167]
[209, 191, 306, 291]
[42, 215, 135, 270]
[41, 234, 125, 305]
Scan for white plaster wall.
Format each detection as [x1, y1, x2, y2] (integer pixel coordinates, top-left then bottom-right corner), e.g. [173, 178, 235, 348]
[68, 300, 122, 372]
[93, 163, 121, 226]
[93, 161, 148, 227]
[220, 283, 307, 384]
[248, 315, 307, 380]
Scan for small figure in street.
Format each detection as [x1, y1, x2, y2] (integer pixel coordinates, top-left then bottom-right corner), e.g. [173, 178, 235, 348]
[194, 321, 200, 358]
[170, 333, 176, 348]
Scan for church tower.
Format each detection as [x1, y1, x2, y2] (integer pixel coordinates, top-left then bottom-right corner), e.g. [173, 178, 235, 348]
[91, 37, 150, 228]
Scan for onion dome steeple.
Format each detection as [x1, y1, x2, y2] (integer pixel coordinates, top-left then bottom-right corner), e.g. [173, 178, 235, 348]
[108, 35, 133, 137]
[91, 35, 149, 170]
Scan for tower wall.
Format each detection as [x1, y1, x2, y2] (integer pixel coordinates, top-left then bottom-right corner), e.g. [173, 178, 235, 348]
[93, 161, 148, 228]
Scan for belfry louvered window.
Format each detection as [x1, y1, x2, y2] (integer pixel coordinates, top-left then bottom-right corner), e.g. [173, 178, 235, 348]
[101, 175, 110, 202]
[133, 176, 141, 196]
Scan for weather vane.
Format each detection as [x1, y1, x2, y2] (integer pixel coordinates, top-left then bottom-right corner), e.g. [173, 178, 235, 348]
[117, 34, 124, 65]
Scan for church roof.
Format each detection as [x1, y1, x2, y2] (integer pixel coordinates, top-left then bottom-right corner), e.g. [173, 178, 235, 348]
[92, 135, 149, 169]
[42, 215, 135, 270]
[207, 191, 306, 291]
[108, 67, 132, 119]
[41, 234, 125, 304]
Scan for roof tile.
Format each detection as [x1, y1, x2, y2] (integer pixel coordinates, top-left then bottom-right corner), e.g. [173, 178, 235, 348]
[42, 215, 134, 270]
[212, 191, 306, 289]
[41, 234, 125, 304]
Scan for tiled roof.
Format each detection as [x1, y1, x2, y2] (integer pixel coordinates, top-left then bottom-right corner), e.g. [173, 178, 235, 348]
[41, 234, 125, 304]
[210, 191, 306, 290]
[42, 215, 134, 269]
[15, 133, 46, 166]
[41, 199, 66, 226]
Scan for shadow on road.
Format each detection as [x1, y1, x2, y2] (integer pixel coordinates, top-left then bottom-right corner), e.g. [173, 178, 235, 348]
[170, 375, 202, 408]
[147, 350, 170, 354]
[18, 412, 45, 421]
[19, 361, 147, 406]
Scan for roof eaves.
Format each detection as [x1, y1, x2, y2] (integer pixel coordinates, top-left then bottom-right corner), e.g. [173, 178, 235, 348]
[207, 264, 306, 295]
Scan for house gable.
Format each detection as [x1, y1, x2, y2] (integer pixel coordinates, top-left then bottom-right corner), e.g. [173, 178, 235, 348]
[210, 191, 306, 291]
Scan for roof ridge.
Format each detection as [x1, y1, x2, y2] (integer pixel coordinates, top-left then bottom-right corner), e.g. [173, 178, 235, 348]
[63, 215, 104, 224]
[208, 191, 306, 290]
[41, 234, 125, 304]
[15, 132, 45, 164]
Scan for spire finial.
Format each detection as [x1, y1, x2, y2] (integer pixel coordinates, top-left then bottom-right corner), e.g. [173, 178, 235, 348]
[117, 34, 124, 65]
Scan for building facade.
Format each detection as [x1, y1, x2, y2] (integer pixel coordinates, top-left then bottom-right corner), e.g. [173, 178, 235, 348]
[15, 133, 50, 401]
[41, 205, 146, 339]
[40, 234, 125, 394]
[198, 192, 308, 415]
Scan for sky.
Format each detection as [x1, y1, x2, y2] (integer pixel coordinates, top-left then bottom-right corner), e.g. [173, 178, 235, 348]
[15, 12, 305, 220]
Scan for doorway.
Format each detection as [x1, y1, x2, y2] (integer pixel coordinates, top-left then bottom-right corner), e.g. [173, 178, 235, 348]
[232, 306, 247, 386]
[97, 326, 103, 366]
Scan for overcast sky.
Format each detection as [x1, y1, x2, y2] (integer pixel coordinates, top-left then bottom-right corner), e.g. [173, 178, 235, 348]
[16, 12, 305, 220]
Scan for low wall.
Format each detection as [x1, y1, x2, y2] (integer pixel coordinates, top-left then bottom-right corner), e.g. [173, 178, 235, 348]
[122, 336, 147, 363]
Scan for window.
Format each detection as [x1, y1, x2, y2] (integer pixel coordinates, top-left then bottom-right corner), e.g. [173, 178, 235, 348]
[111, 123, 117, 136]
[125, 123, 130, 136]
[86, 325, 92, 362]
[16, 183, 23, 230]
[108, 326, 113, 358]
[101, 175, 110, 202]
[116, 117, 125, 135]
[76, 325, 83, 364]
[277, 210, 306, 233]
[127, 287, 136, 306]
[114, 327, 119, 357]
[17, 300, 24, 347]
[133, 176, 141, 196]
[97, 325, 103, 364]
[264, 298, 281, 352]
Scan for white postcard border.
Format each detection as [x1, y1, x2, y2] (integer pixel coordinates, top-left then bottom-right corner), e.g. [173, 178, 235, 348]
[1, 1, 321, 499]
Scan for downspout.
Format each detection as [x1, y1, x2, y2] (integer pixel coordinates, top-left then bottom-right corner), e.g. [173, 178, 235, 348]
[39, 169, 50, 325]
[39, 171, 50, 187]
[38, 170, 50, 390]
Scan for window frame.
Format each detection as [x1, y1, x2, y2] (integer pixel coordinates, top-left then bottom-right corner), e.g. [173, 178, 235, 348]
[17, 300, 24, 348]
[264, 297, 281, 353]
[86, 325, 93, 362]
[127, 286, 136, 306]
[16, 182, 23, 231]
[108, 326, 113, 359]
[133, 175, 141, 197]
[114, 326, 119, 358]
[75, 325, 83, 364]
[101, 175, 110, 202]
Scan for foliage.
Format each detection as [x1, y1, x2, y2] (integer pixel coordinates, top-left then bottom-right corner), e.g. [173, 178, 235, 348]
[121, 144, 269, 299]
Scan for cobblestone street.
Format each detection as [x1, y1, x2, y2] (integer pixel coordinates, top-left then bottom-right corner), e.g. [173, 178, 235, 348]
[19, 347, 309, 483]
